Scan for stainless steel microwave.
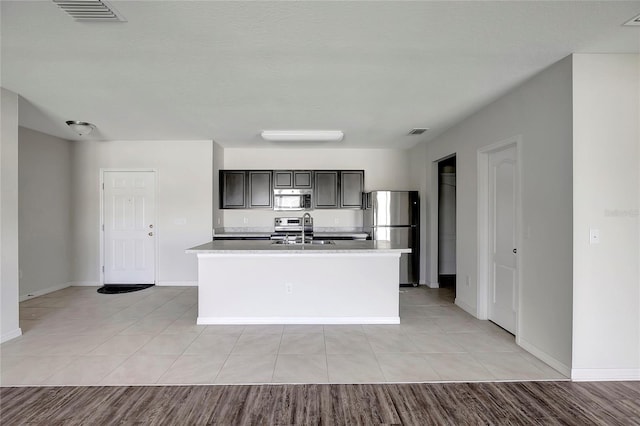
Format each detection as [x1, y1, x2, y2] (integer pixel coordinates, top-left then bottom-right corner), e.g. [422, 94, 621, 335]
[273, 189, 312, 211]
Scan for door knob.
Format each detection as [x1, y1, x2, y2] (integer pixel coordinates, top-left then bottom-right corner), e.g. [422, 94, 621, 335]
[148, 232, 154, 236]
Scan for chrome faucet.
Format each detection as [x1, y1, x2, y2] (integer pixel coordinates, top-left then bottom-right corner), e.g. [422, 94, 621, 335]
[301, 212, 312, 244]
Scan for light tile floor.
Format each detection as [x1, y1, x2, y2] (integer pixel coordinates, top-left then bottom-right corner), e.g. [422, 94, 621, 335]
[0, 286, 566, 386]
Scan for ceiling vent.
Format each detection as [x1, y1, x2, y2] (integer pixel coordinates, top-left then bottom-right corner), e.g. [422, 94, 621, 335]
[408, 128, 429, 135]
[53, 0, 126, 22]
[624, 13, 640, 26]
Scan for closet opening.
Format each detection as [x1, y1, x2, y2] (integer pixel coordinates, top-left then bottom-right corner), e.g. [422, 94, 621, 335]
[437, 155, 456, 297]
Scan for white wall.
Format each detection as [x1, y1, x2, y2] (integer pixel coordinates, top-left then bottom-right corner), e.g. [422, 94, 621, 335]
[572, 54, 640, 380]
[408, 142, 428, 284]
[222, 148, 414, 229]
[0, 88, 22, 343]
[71, 140, 213, 286]
[18, 127, 73, 298]
[420, 57, 574, 373]
[212, 141, 224, 230]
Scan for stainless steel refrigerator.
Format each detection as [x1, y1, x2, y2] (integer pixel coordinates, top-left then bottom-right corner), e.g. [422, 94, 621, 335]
[363, 191, 419, 285]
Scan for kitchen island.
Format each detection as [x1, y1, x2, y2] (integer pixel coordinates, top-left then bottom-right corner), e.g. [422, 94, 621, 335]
[186, 240, 410, 325]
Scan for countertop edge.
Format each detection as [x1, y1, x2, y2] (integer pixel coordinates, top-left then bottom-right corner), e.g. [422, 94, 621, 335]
[186, 240, 411, 254]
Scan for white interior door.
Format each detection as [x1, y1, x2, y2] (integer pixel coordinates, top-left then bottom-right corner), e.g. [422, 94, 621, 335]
[488, 146, 518, 334]
[103, 171, 156, 284]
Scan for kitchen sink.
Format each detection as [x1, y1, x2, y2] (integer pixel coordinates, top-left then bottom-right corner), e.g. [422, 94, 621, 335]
[271, 240, 335, 245]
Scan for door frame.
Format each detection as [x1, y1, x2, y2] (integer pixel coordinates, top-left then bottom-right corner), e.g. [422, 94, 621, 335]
[99, 168, 159, 286]
[476, 136, 523, 340]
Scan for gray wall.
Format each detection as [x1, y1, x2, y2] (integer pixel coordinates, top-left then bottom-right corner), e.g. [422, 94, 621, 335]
[418, 56, 574, 373]
[571, 54, 639, 379]
[213, 141, 225, 230]
[18, 127, 73, 298]
[0, 88, 21, 342]
[71, 139, 213, 285]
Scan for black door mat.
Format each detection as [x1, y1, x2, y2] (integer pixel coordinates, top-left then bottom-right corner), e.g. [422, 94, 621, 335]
[97, 284, 154, 294]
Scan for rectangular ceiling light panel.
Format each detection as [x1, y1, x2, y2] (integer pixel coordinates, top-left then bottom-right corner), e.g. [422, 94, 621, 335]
[261, 130, 344, 142]
[53, 0, 126, 22]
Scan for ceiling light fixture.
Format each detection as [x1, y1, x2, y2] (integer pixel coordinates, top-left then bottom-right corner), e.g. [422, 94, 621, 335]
[261, 130, 344, 142]
[66, 120, 95, 136]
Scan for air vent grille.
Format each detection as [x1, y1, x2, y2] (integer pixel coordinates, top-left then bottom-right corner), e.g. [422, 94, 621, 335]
[408, 128, 429, 135]
[53, 0, 126, 22]
[624, 13, 640, 26]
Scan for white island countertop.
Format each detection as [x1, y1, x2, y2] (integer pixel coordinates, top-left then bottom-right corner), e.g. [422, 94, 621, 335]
[186, 239, 411, 254]
[187, 239, 407, 325]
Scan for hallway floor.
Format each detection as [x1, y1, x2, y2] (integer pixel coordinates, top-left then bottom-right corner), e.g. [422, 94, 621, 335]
[0, 286, 565, 386]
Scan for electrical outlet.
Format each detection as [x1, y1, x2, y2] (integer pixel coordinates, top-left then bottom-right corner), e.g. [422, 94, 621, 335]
[334, 217, 339, 224]
[217, 217, 221, 225]
[285, 283, 293, 294]
[243, 217, 249, 224]
[589, 228, 600, 245]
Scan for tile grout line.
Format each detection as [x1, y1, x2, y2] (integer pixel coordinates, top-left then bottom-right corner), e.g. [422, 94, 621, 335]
[210, 331, 243, 385]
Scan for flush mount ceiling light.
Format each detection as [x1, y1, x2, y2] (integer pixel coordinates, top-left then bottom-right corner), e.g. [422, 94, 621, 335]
[261, 130, 344, 142]
[66, 120, 95, 136]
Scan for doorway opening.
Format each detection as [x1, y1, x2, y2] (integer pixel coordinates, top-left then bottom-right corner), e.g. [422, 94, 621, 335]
[437, 155, 457, 297]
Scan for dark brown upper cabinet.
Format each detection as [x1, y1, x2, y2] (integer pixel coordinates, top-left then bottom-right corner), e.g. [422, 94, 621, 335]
[273, 170, 313, 189]
[220, 170, 246, 209]
[314, 171, 339, 209]
[340, 170, 364, 209]
[247, 171, 273, 208]
[220, 170, 273, 209]
[221, 169, 363, 210]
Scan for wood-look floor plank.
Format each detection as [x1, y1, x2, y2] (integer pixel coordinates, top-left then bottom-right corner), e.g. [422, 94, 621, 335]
[2, 382, 640, 425]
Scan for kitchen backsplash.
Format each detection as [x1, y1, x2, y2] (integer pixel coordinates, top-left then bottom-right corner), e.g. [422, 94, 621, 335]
[216, 226, 367, 234]
[220, 209, 363, 229]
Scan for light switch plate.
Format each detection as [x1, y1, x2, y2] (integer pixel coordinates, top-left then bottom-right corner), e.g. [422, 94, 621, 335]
[589, 228, 600, 245]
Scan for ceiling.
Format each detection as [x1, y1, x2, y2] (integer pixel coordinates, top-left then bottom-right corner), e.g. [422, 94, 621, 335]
[1, 1, 639, 149]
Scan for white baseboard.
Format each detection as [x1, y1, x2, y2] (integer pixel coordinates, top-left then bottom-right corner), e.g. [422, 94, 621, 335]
[157, 281, 198, 287]
[455, 298, 478, 317]
[69, 281, 100, 287]
[197, 316, 401, 325]
[426, 281, 439, 288]
[70, 281, 198, 288]
[19, 282, 71, 301]
[518, 338, 571, 378]
[419, 279, 426, 285]
[571, 368, 640, 381]
[1, 328, 22, 344]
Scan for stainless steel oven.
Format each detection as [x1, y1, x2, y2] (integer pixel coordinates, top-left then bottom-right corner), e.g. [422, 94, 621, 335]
[270, 216, 313, 241]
